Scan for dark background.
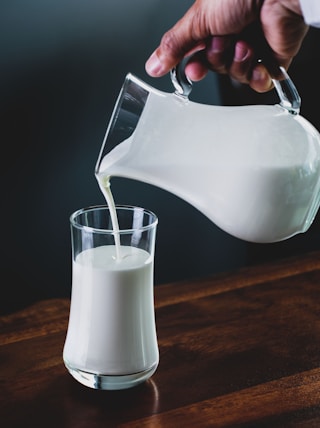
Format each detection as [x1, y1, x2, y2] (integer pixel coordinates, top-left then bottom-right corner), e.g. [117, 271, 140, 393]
[1, 0, 319, 315]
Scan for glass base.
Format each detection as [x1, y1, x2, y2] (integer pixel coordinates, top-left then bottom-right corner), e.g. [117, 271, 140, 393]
[64, 362, 158, 390]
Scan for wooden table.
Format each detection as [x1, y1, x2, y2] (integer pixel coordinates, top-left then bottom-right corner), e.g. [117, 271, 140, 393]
[1, 251, 320, 427]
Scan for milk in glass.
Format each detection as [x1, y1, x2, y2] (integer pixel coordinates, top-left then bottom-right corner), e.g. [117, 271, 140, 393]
[63, 244, 158, 375]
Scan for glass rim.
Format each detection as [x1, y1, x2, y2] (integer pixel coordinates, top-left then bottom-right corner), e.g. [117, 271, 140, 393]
[70, 204, 158, 234]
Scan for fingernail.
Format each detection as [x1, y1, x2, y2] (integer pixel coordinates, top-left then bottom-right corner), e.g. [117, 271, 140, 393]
[210, 36, 227, 53]
[234, 43, 249, 62]
[146, 52, 163, 76]
[252, 67, 273, 91]
[252, 67, 266, 82]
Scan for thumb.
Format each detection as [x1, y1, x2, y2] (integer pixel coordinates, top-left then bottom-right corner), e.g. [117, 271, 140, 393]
[145, 5, 209, 77]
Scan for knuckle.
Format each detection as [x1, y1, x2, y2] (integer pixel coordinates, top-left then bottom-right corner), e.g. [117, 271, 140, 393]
[160, 31, 184, 59]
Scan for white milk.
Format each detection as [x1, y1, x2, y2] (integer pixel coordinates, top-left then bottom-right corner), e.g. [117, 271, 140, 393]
[97, 93, 320, 243]
[63, 245, 158, 375]
[96, 174, 122, 258]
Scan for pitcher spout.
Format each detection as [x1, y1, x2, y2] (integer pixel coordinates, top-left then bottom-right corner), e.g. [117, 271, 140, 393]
[95, 73, 152, 175]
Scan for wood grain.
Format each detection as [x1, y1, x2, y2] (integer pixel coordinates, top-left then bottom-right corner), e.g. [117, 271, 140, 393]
[1, 251, 320, 427]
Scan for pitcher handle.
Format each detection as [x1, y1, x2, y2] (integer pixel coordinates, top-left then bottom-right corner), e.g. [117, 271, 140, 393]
[171, 61, 301, 114]
[170, 62, 193, 98]
[272, 66, 301, 115]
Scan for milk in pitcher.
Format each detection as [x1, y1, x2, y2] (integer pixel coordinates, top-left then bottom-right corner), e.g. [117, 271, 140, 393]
[96, 90, 320, 243]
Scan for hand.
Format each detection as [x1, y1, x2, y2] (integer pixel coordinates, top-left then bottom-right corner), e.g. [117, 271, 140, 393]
[145, 0, 308, 92]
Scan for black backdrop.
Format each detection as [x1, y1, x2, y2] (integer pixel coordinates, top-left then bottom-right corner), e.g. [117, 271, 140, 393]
[1, 1, 319, 314]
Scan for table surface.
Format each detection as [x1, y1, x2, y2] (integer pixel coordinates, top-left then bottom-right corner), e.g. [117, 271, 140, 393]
[1, 251, 320, 427]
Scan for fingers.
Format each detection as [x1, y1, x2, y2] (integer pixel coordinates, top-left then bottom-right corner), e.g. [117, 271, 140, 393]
[145, 9, 285, 94]
[184, 36, 240, 81]
[145, 0, 306, 95]
[229, 40, 273, 91]
[205, 36, 234, 74]
[183, 37, 274, 93]
[184, 55, 209, 82]
[249, 63, 274, 92]
[230, 41, 255, 82]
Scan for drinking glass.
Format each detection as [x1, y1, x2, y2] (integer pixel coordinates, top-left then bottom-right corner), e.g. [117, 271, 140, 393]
[63, 205, 158, 390]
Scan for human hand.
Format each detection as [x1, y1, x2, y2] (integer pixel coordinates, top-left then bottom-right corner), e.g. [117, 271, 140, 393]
[145, 0, 308, 92]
